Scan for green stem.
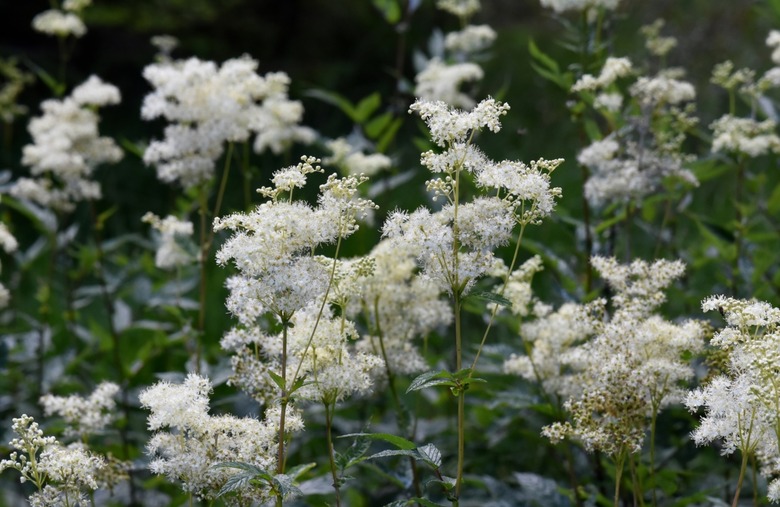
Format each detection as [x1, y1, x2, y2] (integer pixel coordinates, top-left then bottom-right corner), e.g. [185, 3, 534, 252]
[453, 292, 464, 505]
[277, 319, 290, 476]
[324, 400, 342, 507]
[732, 450, 749, 507]
[614, 450, 626, 507]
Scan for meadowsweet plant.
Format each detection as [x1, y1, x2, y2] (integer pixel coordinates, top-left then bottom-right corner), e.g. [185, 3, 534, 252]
[384, 97, 561, 504]
[0, 414, 106, 507]
[687, 296, 780, 505]
[214, 155, 379, 505]
[540, 257, 706, 506]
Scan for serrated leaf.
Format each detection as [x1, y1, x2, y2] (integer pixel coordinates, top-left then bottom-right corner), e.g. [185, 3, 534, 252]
[416, 443, 442, 469]
[367, 449, 418, 461]
[216, 471, 257, 497]
[406, 370, 457, 393]
[468, 291, 512, 307]
[336, 433, 371, 470]
[340, 432, 417, 450]
[213, 461, 270, 477]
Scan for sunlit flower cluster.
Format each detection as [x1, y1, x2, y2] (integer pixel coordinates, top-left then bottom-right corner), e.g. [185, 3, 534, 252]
[142, 56, 316, 188]
[140, 374, 280, 502]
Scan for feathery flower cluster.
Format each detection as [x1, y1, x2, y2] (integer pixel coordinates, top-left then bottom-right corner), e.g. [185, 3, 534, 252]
[140, 374, 281, 502]
[142, 212, 195, 269]
[389, 98, 561, 296]
[536, 258, 705, 457]
[489, 255, 545, 317]
[11, 75, 122, 212]
[688, 296, 780, 502]
[142, 56, 316, 188]
[347, 239, 453, 376]
[0, 414, 105, 506]
[539, 0, 620, 14]
[32, 0, 92, 38]
[40, 382, 119, 439]
[574, 53, 698, 206]
[324, 137, 392, 177]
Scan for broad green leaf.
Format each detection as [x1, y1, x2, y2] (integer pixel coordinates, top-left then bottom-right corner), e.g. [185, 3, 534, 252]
[340, 432, 416, 450]
[406, 370, 457, 393]
[354, 92, 382, 124]
[216, 470, 257, 496]
[366, 449, 418, 460]
[467, 291, 512, 307]
[286, 462, 316, 481]
[306, 89, 358, 122]
[376, 117, 403, 153]
[528, 39, 559, 74]
[365, 111, 393, 139]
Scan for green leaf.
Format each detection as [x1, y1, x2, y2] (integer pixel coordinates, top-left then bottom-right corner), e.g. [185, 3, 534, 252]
[528, 38, 559, 74]
[406, 370, 457, 393]
[336, 433, 371, 471]
[340, 432, 417, 450]
[216, 470, 258, 496]
[768, 181, 780, 216]
[410, 498, 448, 507]
[372, 0, 402, 24]
[285, 462, 316, 481]
[376, 117, 403, 153]
[306, 89, 358, 122]
[267, 370, 285, 391]
[416, 443, 442, 469]
[365, 111, 394, 139]
[366, 449, 418, 460]
[467, 291, 512, 307]
[354, 92, 382, 124]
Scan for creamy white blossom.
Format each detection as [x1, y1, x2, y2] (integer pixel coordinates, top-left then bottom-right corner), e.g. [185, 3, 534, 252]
[32, 9, 86, 38]
[142, 212, 195, 269]
[414, 58, 484, 109]
[40, 382, 119, 438]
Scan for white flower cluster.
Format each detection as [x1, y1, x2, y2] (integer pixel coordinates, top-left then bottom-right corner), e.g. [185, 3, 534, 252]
[324, 137, 392, 177]
[414, 0, 495, 108]
[140, 374, 280, 502]
[574, 55, 698, 207]
[142, 212, 195, 269]
[40, 382, 119, 439]
[436, 0, 481, 18]
[32, 0, 92, 38]
[0, 222, 17, 308]
[444, 25, 497, 55]
[641, 19, 678, 58]
[571, 57, 633, 92]
[688, 295, 780, 502]
[489, 255, 545, 317]
[389, 99, 561, 295]
[11, 76, 123, 212]
[142, 56, 316, 188]
[539, 0, 620, 14]
[0, 414, 105, 506]
[531, 257, 705, 457]
[710, 115, 780, 158]
[348, 239, 453, 376]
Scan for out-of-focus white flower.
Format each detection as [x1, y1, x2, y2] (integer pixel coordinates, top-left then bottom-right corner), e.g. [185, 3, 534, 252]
[142, 212, 194, 269]
[32, 9, 86, 38]
[437, 0, 481, 18]
[325, 137, 392, 177]
[12, 76, 122, 212]
[40, 382, 119, 438]
[572, 57, 633, 92]
[711, 115, 780, 157]
[445, 25, 496, 54]
[540, 0, 620, 13]
[414, 58, 484, 109]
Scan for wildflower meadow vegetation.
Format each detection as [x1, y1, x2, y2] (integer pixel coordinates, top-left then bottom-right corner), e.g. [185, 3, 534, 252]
[4, 0, 780, 505]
